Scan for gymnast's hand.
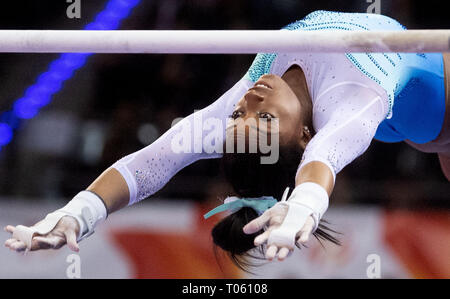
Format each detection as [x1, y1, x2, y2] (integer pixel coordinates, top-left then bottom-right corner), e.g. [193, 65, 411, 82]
[4, 216, 80, 253]
[243, 204, 315, 261]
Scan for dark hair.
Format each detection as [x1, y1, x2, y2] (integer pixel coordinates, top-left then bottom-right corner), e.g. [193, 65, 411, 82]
[211, 140, 341, 273]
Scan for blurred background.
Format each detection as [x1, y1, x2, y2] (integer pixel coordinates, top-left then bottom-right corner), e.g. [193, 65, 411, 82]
[0, 0, 449, 279]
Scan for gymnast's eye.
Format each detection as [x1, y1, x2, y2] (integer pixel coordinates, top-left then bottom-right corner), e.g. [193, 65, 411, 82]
[258, 112, 274, 120]
[230, 110, 243, 120]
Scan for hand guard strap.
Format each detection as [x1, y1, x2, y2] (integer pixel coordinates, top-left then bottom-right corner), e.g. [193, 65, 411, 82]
[267, 183, 329, 249]
[12, 191, 107, 250]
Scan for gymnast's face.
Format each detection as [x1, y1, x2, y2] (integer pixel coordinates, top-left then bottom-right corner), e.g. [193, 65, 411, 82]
[226, 74, 307, 150]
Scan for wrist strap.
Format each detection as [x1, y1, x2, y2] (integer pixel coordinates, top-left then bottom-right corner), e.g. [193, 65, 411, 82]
[58, 191, 107, 241]
[12, 191, 107, 250]
[288, 182, 329, 230]
[267, 183, 329, 249]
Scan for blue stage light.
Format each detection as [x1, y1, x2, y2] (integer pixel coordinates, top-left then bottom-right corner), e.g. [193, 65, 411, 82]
[13, 98, 40, 119]
[0, 0, 142, 151]
[0, 123, 13, 146]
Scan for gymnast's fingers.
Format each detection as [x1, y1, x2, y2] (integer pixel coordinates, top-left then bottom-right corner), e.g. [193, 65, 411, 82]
[9, 240, 27, 252]
[265, 244, 278, 261]
[254, 229, 272, 246]
[296, 231, 310, 246]
[277, 247, 291, 261]
[32, 236, 64, 250]
[302, 217, 315, 234]
[4, 225, 15, 234]
[63, 230, 79, 252]
[296, 216, 314, 245]
[243, 209, 272, 235]
[4, 238, 18, 249]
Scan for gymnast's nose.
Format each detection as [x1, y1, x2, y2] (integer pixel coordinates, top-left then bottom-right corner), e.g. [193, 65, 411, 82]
[244, 89, 264, 109]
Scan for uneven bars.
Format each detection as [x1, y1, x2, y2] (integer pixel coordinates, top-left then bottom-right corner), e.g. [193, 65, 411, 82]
[0, 30, 449, 53]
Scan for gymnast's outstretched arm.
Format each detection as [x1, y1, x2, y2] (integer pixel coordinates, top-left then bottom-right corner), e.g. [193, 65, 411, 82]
[4, 78, 251, 253]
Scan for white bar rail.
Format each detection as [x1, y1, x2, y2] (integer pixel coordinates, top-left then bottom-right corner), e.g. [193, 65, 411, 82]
[0, 30, 449, 53]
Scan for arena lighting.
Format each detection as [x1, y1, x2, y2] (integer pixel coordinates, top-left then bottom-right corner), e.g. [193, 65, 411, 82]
[0, 0, 141, 150]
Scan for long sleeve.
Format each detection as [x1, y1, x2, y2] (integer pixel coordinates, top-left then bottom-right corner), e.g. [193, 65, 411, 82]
[297, 82, 389, 182]
[112, 78, 252, 205]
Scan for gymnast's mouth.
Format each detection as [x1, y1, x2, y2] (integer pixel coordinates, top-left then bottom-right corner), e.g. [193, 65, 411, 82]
[253, 80, 272, 90]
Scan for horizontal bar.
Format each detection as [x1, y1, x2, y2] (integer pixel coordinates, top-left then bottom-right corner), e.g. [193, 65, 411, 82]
[0, 30, 449, 53]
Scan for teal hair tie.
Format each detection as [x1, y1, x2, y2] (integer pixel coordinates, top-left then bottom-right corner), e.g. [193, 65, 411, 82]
[203, 196, 278, 219]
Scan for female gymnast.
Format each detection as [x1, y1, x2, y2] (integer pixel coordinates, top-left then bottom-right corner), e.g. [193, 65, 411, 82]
[4, 11, 450, 270]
